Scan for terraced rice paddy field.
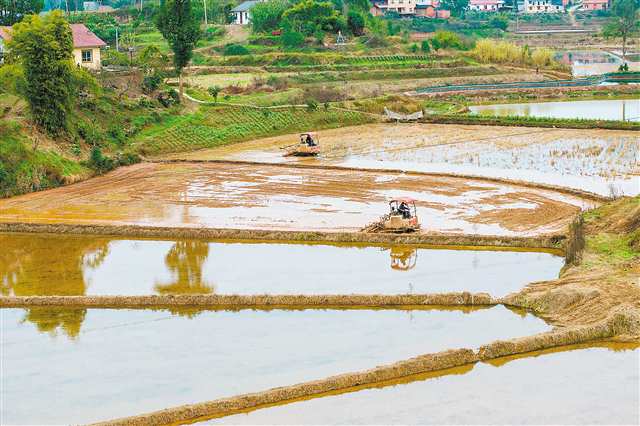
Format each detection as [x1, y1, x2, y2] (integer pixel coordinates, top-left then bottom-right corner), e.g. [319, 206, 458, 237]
[1, 119, 638, 424]
[0, 233, 563, 297]
[0, 161, 590, 236]
[168, 123, 640, 197]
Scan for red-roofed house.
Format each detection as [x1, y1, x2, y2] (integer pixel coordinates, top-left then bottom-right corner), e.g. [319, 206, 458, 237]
[0, 23, 106, 70]
[581, 0, 609, 10]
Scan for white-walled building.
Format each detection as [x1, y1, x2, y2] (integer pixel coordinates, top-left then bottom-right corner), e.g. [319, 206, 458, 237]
[0, 23, 106, 69]
[523, 0, 564, 13]
[232, 0, 263, 25]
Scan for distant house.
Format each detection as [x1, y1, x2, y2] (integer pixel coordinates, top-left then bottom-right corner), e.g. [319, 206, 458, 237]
[232, 0, 265, 25]
[581, 0, 608, 10]
[468, 0, 504, 11]
[370, 0, 449, 17]
[523, 0, 564, 13]
[0, 23, 106, 69]
[370, 0, 417, 15]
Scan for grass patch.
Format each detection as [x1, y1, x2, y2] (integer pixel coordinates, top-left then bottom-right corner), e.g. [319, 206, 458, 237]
[421, 114, 640, 131]
[135, 105, 375, 155]
[0, 122, 90, 198]
[587, 233, 639, 263]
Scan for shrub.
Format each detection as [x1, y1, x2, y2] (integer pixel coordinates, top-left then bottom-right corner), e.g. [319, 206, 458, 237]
[251, 0, 289, 33]
[421, 39, 430, 53]
[431, 31, 462, 50]
[142, 74, 162, 93]
[306, 99, 319, 111]
[410, 43, 418, 53]
[489, 14, 509, 30]
[282, 30, 305, 48]
[531, 47, 554, 67]
[223, 43, 250, 56]
[88, 146, 114, 173]
[347, 11, 365, 36]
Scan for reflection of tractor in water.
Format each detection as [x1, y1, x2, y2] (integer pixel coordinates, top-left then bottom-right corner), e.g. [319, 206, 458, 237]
[389, 246, 417, 271]
[362, 198, 420, 233]
[282, 132, 320, 157]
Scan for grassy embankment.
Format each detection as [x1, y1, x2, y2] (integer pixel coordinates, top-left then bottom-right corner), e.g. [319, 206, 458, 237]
[0, 121, 89, 198]
[506, 195, 640, 332]
[134, 105, 375, 156]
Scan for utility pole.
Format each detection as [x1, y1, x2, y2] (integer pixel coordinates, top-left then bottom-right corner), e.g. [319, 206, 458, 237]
[203, 0, 208, 26]
[115, 26, 119, 51]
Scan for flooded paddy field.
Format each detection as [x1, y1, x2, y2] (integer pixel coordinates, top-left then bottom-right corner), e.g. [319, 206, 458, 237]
[469, 99, 640, 122]
[174, 124, 639, 196]
[1, 306, 549, 424]
[0, 233, 563, 297]
[0, 162, 588, 236]
[207, 344, 639, 425]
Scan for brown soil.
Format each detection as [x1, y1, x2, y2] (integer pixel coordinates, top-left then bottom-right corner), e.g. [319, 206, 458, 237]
[0, 162, 588, 236]
[0, 292, 496, 309]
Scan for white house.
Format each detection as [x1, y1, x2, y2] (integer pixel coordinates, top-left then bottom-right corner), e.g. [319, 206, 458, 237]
[0, 23, 106, 69]
[523, 0, 564, 13]
[232, 0, 263, 25]
[468, 0, 505, 11]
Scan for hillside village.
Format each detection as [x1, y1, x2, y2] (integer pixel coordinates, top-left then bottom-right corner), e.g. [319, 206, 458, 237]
[0, 0, 639, 424]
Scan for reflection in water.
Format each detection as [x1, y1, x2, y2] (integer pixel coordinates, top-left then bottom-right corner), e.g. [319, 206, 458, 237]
[20, 307, 87, 339]
[0, 233, 564, 298]
[0, 234, 111, 338]
[388, 247, 417, 271]
[206, 342, 640, 425]
[154, 241, 214, 295]
[2, 306, 551, 424]
[470, 99, 640, 122]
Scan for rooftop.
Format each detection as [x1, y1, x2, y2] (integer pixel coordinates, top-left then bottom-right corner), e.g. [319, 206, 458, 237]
[0, 23, 106, 48]
[232, 1, 259, 12]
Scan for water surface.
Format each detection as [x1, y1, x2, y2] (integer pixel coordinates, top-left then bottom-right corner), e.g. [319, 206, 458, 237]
[1, 306, 549, 424]
[208, 344, 640, 425]
[470, 99, 640, 122]
[0, 233, 563, 297]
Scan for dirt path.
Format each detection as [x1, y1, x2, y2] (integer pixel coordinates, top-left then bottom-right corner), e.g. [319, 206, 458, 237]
[0, 162, 590, 236]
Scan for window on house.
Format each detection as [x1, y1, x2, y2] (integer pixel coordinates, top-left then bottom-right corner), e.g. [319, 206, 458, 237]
[81, 49, 93, 63]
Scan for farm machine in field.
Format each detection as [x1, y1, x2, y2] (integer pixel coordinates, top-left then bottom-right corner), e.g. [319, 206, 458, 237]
[282, 132, 320, 157]
[362, 198, 420, 233]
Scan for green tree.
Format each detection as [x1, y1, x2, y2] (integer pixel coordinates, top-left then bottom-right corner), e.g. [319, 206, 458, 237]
[347, 10, 365, 36]
[605, 0, 640, 60]
[251, 0, 289, 33]
[7, 11, 74, 135]
[441, 0, 468, 17]
[156, 0, 201, 98]
[207, 85, 221, 102]
[421, 39, 430, 53]
[282, 0, 343, 35]
[0, 0, 44, 26]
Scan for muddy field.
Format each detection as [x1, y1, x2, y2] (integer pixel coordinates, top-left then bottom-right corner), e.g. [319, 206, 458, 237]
[0, 162, 590, 236]
[168, 124, 639, 196]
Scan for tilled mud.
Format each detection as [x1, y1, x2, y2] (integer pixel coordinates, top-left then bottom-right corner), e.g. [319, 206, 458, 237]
[0, 161, 589, 237]
[168, 123, 639, 196]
